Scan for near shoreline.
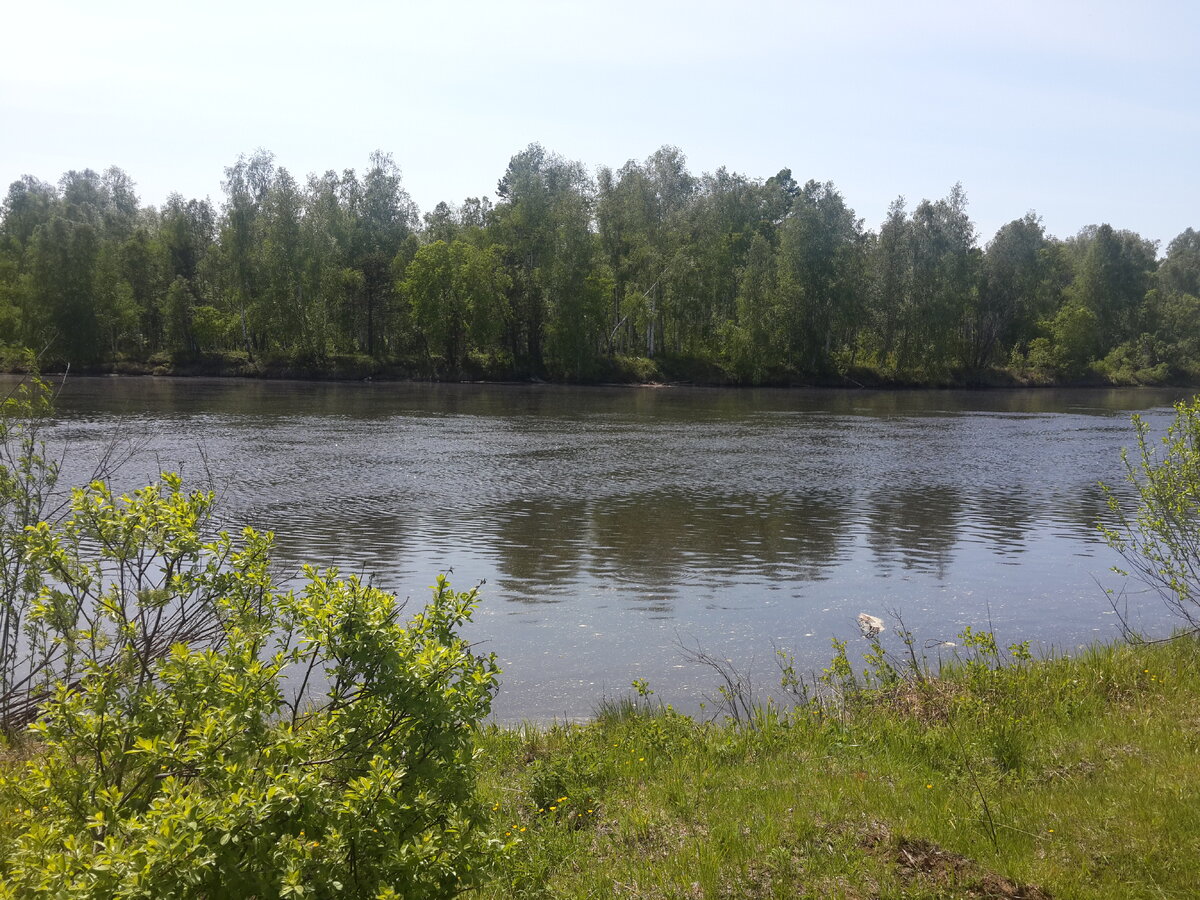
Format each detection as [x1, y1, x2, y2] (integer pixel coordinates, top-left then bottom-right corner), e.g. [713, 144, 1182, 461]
[471, 633, 1200, 898]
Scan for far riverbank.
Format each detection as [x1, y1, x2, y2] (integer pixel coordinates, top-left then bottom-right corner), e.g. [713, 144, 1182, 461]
[10, 348, 1200, 390]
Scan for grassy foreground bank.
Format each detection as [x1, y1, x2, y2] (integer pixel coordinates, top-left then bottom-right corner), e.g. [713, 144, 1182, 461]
[471, 636, 1200, 899]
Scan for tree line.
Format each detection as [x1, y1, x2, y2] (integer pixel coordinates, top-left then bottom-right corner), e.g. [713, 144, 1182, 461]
[1, 144, 1198, 384]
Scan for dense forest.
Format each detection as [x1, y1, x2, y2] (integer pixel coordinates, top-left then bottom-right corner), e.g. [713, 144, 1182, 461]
[1, 144, 1197, 385]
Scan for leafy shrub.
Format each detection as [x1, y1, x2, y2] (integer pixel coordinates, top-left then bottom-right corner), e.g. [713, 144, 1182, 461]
[1096, 334, 1171, 384]
[1101, 397, 1200, 632]
[0, 373, 59, 731]
[0, 475, 500, 898]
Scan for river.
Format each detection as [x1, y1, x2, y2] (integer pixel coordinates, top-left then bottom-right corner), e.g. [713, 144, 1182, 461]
[33, 376, 1196, 720]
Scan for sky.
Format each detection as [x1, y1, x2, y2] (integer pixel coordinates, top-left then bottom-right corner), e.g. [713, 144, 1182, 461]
[2, 0, 1197, 247]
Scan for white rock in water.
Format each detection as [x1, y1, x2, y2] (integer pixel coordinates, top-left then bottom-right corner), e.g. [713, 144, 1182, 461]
[857, 613, 885, 638]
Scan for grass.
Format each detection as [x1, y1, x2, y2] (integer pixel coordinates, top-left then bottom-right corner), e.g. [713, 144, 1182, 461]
[471, 634, 1200, 899]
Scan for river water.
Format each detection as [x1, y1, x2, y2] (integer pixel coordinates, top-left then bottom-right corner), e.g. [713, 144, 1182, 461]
[33, 376, 1196, 720]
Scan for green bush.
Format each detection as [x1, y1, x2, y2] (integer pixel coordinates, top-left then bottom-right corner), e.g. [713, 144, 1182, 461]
[1096, 334, 1171, 384]
[0, 372, 59, 731]
[1102, 397, 1200, 632]
[0, 475, 500, 898]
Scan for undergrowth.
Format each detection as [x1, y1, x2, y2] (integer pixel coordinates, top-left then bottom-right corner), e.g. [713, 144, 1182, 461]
[473, 632, 1200, 899]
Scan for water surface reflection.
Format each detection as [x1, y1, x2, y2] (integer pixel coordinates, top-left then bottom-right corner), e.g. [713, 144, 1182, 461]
[33, 377, 1195, 719]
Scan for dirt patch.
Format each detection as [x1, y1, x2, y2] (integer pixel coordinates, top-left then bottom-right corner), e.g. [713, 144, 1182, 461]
[862, 826, 1051, 899]
[1038, 758, 1098, 783]
[895, 837, 1051, 898]
[873, 680, 964, 725]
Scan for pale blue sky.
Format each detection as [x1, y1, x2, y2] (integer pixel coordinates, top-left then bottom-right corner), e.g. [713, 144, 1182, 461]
[2, 0, 1197, 247]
